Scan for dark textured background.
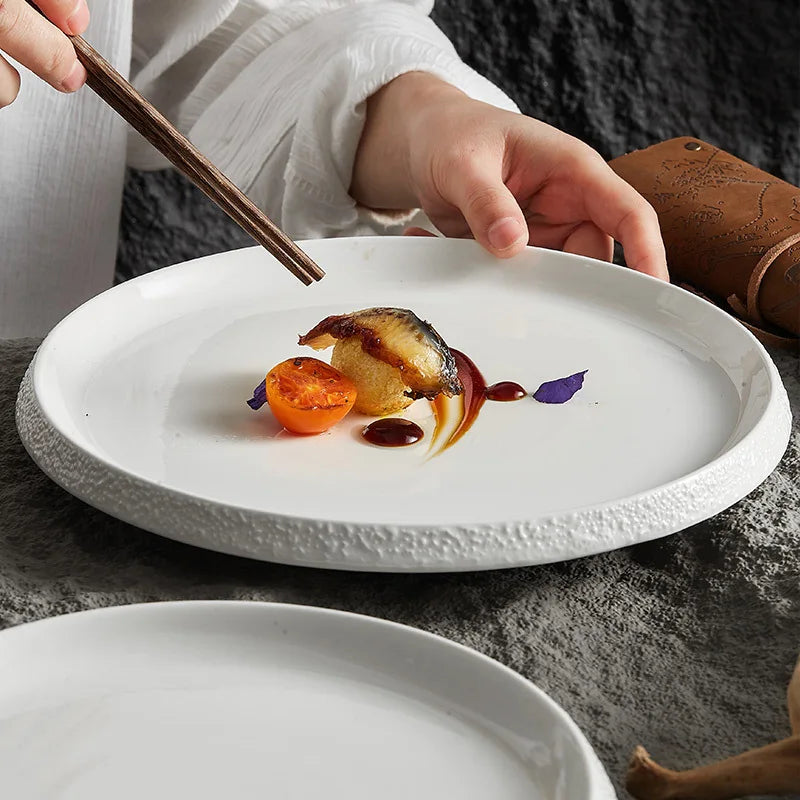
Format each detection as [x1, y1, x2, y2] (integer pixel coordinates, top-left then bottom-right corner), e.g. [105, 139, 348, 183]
[116, 0, 800, 281]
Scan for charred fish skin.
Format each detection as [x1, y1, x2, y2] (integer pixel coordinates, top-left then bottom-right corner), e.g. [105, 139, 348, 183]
[404, 387, 445, 401]
[298, 307, 462, 398]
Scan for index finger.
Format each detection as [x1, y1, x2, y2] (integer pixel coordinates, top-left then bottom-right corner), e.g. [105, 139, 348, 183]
[0, 0, 87, 91]
[583, 160, 669, 281]
[26, 0, 89, 35]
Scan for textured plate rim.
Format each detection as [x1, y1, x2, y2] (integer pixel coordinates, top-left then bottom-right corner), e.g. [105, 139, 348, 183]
[0, 599, 617, 800]
[16, 239, 793, 571]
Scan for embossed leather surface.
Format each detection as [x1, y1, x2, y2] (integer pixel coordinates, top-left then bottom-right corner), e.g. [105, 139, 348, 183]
[610, 137, 800, 339]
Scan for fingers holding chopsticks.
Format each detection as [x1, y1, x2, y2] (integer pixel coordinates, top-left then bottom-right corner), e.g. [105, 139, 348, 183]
[0, 0, 89, 107]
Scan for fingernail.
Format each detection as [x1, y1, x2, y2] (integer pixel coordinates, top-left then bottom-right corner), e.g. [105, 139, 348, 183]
[487, 217, 525, 251]
[66, 3, 90, 35]
[61, 60, 86, 92]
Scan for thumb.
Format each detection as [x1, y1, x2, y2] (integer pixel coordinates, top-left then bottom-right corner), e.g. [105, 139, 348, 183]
[449, 168, 528, 257]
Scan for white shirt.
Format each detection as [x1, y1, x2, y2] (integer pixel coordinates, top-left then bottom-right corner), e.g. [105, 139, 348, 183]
[0, 0, 516, 337]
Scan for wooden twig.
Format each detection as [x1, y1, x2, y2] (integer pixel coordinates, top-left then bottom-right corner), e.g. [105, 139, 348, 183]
[626, 738, 800, 800]
[627, 658, 800, 800]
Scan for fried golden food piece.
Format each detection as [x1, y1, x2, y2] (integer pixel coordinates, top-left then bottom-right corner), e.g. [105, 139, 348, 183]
[299, 307, 462, 416]
[330, 338, 412, 415]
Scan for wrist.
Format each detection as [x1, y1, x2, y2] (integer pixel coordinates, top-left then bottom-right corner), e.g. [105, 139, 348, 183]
[350, 71, 463, 212]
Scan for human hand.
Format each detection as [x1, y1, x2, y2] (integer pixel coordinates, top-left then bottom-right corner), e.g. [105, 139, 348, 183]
[0, 0, 89, 108]
[351, 72, 668, 280]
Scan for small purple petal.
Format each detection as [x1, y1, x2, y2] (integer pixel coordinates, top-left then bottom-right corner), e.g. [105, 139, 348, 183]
[247, 379, 267, 410]
[533, 370, 588, 404]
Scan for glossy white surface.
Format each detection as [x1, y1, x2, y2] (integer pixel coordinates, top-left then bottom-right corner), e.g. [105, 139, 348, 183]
[17, 238, 791, 570]
[0, 602, 615, 799]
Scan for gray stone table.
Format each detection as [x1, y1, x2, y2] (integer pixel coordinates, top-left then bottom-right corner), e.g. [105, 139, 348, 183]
[1, 336, 798, 798]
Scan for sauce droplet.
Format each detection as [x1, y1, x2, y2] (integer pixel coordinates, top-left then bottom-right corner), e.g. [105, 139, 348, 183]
[485, 381, 526, 402]
[362, 418, 424, 447]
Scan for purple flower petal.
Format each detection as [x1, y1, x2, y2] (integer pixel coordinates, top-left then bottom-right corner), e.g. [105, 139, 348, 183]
[533, 370, 588, 404]
[246, 379, 267, 410]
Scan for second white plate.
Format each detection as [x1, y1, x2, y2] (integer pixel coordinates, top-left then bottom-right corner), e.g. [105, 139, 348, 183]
[0, 602, 615, 799]
[17, 237, 791, 570]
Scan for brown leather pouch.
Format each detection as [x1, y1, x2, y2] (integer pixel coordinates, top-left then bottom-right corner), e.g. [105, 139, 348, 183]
[609, 137, 800, 348]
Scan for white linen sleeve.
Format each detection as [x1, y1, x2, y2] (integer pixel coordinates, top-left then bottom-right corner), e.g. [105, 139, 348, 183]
[129, 0, 519, 239]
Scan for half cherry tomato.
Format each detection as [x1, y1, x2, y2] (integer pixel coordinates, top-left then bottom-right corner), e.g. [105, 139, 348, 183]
[265, 357, 357, 435]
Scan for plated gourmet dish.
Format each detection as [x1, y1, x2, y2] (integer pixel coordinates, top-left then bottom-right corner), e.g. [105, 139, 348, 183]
[247, 307, 587, 452]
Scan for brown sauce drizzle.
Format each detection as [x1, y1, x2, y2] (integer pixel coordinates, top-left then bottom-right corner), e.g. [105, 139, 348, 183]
[361, 350, 527, 452]
[442, 349, 488, 450]
[429, 391, 450, 450]
[430, 350, 527, 455]
[362, 418, 424, 447]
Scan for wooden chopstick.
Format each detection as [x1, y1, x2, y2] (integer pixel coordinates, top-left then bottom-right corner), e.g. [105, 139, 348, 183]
[67, 34, 325, 286]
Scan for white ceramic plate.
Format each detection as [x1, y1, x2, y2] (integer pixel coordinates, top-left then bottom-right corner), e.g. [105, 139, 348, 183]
[0, 601, 615, 799]
[16, 238, 791, 571]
